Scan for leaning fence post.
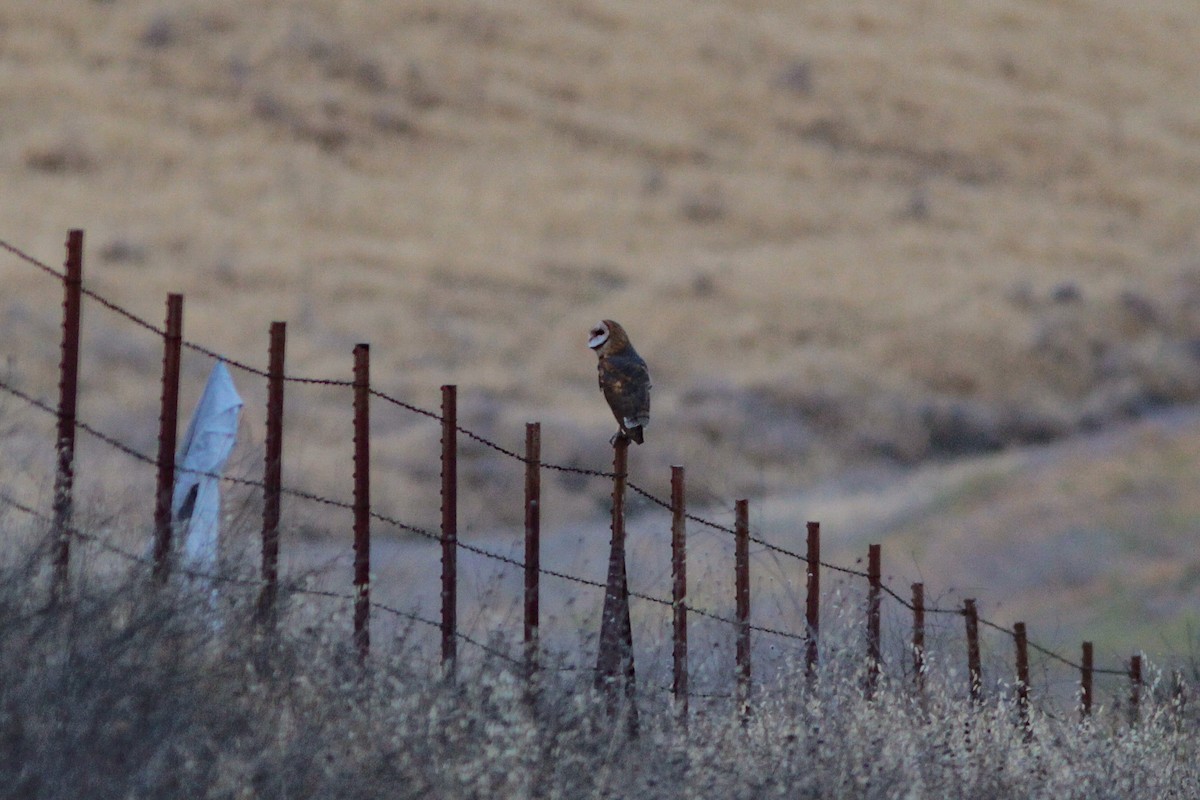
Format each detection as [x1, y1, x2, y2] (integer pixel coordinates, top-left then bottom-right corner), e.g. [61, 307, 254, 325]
[1080, 641, 1094, 720]
[805, 521, 820, 683]
[912, 582, 926, 696]
[152, 293, 184, 583]
[964, 598, 981, 703]
[1129, 654, 1142, 727]
[670, 465, 688, 725]
[51, 229, 83, 600]
[352, 344, 370, 662]
[523, 421, 541, 681]
[441, 385, 458, 674]
[735, 499, 751, 714]
[866, 543, 881, 699]
[258, 321, 286, 622]
[1014, 622, 1030, 734]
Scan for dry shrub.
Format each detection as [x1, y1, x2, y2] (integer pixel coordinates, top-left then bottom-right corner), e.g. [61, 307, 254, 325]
[0, 522, 1197, 799]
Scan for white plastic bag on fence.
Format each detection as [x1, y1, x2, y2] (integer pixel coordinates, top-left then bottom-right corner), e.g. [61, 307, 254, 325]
[172, 360, 243, 574]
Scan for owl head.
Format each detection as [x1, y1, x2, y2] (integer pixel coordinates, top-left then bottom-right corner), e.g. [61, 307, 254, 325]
[588, 319, 630, 355]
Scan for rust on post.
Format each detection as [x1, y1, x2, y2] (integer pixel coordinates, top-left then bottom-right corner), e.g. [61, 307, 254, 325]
[596, 435, 637, 736]
[1014, 622, 1030, 734]
[523, 421, 541, 680]
[152, 293, 184, 583]
[912, 582, 926, 695]
[670, 465, 688, 724]
[866, 543, 881, 699]
[352, 344, 370, 661]
[735, 499, 751, 711]
[1081, 642, 1094, 720]
[805, 521, 820, 682]
[1129, 654, 1142, 727]
[596, 436, 629, 687]
[52, 229, 84, 599]
[441, 385, 458, 672]
[258, 321, 286, 622]
[964, 598, 981, 703]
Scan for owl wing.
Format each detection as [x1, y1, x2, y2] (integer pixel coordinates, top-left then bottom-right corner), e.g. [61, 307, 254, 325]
[599, 353, 651, 430]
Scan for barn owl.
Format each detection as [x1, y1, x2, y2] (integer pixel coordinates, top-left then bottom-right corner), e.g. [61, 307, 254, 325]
[588, 320, 651, 444]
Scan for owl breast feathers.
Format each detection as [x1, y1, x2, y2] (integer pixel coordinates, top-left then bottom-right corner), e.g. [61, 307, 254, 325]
[589, 320, 651, 444]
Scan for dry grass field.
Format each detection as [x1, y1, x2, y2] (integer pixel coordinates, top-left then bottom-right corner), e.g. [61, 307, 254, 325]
[2, 1, 1200, 659]
[2, 543, 1196, 799]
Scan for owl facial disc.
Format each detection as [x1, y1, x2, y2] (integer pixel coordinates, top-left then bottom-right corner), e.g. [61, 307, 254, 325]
[587, 322, 610, 350]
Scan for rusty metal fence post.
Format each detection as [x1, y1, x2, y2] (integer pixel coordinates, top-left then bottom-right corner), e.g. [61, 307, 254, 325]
[1080, 641, 1094, 720]
[964, 598, 981, 703]
[352, 344, 370, 661]
[257, 321, 286, 622]
[866, 543, 881, 699]
[1129, 654, 1142, 727]
[805, 521, 820, 683]
[912, 582, 926, 696]
[670, 465, 687, 724]
[735, 499, 751, 713]
[51, 229, 83, 600]
[152, 293, 184, 583]
[523, 421, 541, 680]
[441, 385, 458, 674]
[1014, 622, 1030, 734]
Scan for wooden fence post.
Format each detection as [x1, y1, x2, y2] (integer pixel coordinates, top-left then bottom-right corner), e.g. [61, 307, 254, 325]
[152, 293, 184, 583]
[352, 344, 370, 661]
[1014, 622, 1030, 734]
[964, 598, 981, 703]
[671, 465, 687, 725]
[1129, 654, 1142, 727]
[523, 422, 540, 681]
[51, 229, 83, 600]
[866, 543, 881, 698]
[441, 385, 458, 673]
[735, 499, 751, 714]
[805, 521, 820, 683]
[912, 582, 926, 696]
[257, 321, 285, 622]
[596, 436, 637, 736]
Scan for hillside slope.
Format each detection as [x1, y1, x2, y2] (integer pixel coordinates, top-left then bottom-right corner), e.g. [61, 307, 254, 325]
[2, 1, 1199, 657]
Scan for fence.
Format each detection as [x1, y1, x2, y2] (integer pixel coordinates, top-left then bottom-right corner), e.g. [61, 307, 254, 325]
[0, 230, 1179, 727]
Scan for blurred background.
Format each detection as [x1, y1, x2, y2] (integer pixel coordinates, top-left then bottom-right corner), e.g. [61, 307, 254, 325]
[1, 1, 1199, 670]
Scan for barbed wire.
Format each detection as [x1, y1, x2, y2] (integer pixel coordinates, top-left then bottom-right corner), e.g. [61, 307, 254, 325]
[0, 374, 809, 645]
[2, 237, 874, 573]
[0, 487, 525, 667]
[0, 236, 892, 584]
[0, 235, 1138, 679]
[0, 488, 765, 698]
[0, 369, 1135, 677]
[976, 616, 1127, 677]
[2, 239, 629, 466]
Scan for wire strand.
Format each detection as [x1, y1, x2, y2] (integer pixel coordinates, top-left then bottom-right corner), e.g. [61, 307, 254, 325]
[0, 235, 1137, 680]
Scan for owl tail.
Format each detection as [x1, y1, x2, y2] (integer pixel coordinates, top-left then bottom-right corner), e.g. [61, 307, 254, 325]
[627, 425, 644, 445]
